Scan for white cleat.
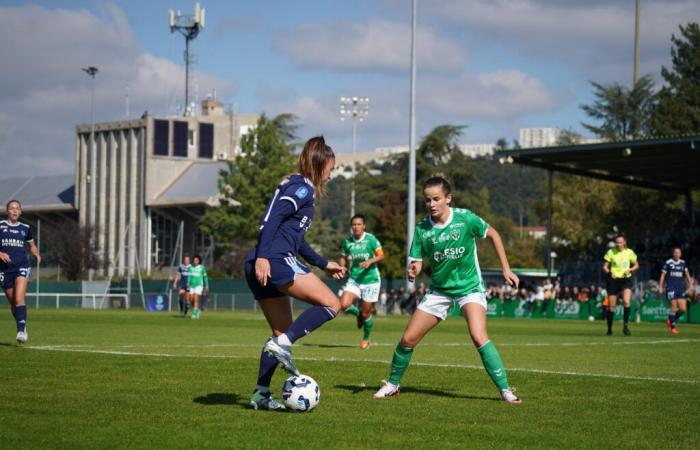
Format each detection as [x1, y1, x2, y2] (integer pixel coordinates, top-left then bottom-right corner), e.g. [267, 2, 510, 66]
[501, 388, 522, 404]
[16, 330, 27, 344]
[373, 380, 400, 399]
[263, 336, 299, 376]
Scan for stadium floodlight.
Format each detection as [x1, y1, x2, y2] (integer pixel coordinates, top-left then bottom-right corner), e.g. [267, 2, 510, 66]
[82, 66, 98, 281]
[339, 96, 370, 218]
[169, 3, 205, 116]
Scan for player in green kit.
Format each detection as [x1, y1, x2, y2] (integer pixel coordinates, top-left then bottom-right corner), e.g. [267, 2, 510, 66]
[373, 176, 522, 403]
[187, 255, 209, 319]
[339, 214, 385, 349]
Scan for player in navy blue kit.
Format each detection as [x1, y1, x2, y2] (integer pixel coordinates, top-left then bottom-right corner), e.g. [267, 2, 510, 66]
[172, 255, 191, 317]
[0, 200, 41, 344]
[245, 136, 346, 411]
[658, 248, 693, 334]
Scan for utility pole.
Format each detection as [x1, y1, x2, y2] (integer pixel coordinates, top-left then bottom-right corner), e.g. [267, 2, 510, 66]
[82, 66, 98, 281]
[633, 0, 640, 84]
[406, 0, 418, 286]
[169, 3, 205, 116]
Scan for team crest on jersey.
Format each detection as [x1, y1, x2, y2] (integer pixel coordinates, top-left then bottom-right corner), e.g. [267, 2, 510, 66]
[451, 229, 460, 241]
[433, 251, 445, 262]
[295, 186, 309, 199]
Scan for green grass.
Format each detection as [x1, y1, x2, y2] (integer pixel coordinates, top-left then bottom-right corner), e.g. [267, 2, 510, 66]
[1, 309, 699, 449]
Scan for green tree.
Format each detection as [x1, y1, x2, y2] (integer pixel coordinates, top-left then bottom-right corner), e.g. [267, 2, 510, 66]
[201, 114, 297, 276]
[581, 75, 657, 140]
[555, 129, 583, 145]
[653, 23, 700, 135]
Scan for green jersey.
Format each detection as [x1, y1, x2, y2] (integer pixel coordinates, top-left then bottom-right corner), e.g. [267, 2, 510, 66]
[187, 265, 209, 289]
[341, 232, 383, 284]
[409, 207, 489, 297]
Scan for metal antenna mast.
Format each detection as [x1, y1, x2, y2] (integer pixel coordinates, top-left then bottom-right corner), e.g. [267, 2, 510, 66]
[169, 3, 205, 116]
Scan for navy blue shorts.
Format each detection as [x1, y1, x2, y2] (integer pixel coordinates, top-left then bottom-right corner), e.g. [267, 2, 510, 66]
[0, 267, 31, 290]
[665, 286, 686, 301]
[245, 256, 310, 300]
[178, 279, 188, 290]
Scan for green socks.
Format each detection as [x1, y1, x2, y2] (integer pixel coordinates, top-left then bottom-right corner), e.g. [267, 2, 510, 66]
[345, 304, 360, 316]
[363, 315, 374, 340]
[388, 342, 414, 385]
[478, 340, 510, 391]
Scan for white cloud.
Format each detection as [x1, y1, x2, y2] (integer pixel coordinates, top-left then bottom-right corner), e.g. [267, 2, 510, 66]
[426, 0, 700, 81]
[0, 4, 235, 176]
[274, 19, 467, 72]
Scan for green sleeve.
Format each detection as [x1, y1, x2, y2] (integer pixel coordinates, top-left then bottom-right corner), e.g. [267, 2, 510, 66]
[341, 238, 349, 257]
[370, 234, 382, 252]
[469, 213, 489, 238]
[409, 227, 424, 260]
[629, 250, 638, 264]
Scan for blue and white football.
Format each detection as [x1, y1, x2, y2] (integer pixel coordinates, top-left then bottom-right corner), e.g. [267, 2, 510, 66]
[281, 375, 320, 412]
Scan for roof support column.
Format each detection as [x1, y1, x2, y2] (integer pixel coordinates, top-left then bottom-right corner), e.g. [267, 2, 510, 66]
[546, 169, 554, 277]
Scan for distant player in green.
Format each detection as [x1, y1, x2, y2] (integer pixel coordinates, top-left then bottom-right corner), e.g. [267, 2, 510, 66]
[339, 214, 384, 349]
[602, 234, 638, 336]
[187, 255, 208, 319]
[373, 176, 522, 404]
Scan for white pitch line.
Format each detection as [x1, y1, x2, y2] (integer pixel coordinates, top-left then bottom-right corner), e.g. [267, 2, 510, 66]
[25, 345, 700, 385]
[30, 338, 700, 350]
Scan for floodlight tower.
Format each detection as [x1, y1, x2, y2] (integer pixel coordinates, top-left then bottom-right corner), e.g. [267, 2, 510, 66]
[340, 96, 370, 218]
[169, 3, 205, 116]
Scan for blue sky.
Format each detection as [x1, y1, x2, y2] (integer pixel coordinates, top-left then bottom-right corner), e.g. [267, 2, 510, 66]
[1, 0, 698, 176]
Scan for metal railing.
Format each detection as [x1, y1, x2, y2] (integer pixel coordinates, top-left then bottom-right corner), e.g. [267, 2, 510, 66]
[25, 293, 130, 310]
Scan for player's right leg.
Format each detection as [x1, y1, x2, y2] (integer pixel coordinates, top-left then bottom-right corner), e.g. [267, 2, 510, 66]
[374, 306, 440, 399]
[250, 296, 292, 410]
[339, 285, 362, 328]
[606, 295, 617, 335]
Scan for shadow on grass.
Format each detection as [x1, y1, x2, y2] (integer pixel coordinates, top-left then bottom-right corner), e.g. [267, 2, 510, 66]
[0, 342, 17, 347]
[298, 343, 353, 349]
[334, 384, 499, 401]
[193, 393, 247, 407]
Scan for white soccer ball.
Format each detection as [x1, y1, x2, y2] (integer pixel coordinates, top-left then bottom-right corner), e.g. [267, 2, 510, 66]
[282, 374, 320, 412]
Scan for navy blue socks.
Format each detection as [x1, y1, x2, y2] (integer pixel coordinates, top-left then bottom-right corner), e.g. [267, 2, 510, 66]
[15, 304, 27, 332]
[285, 306, 337, 343]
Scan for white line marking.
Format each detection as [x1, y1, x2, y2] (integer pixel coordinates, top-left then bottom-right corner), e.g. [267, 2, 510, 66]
[25, 346, 700, 385]
[29, 338, 700, 350]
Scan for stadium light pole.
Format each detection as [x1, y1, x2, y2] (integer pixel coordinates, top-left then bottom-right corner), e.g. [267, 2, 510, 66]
[340, 96, 370, 218]
[82, 66, 98, 281]
[633, 0, 640, 85]
[406, 0, 417, 288]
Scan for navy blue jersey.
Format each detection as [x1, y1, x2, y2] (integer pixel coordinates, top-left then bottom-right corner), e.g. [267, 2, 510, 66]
[177, 263, 190, 287]
[662, 259, 688, 291]
[247, 174, 327, 268]
[0, 220, 33, 271]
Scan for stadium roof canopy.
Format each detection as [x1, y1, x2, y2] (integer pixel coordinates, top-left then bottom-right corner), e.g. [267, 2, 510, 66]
[0, 175, 75, 212]
[150, 161, 228, 207]
[495, 134, 700, 194]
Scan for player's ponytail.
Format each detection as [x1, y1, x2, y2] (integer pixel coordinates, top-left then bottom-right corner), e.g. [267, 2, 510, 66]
[298, 136, 335, 196]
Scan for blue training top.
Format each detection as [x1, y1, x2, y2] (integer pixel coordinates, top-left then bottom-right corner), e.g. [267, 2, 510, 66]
[662, 258, 687, 291]
[247, 174, 327, 268]
[0, 220, 33, 271]
[177, 263, 190, 288]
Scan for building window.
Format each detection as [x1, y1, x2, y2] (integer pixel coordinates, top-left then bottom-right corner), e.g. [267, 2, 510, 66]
[199, 123, 214, 158]
[173, 121, 188, 157]
[153, 120, 169, 156]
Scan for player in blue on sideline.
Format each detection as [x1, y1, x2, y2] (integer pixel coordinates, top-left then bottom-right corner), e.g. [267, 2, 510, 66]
[172, 255, 191, 317]
[244, 136, 346, 411]
[658, 247, 694, 335]
[0, 200, 41, 344]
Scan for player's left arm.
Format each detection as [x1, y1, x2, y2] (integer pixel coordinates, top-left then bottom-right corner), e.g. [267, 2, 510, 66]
[27, 234, 41, 265]
[628, 252, 640, 275]
[486, 226, 519, 288]
[359, 247, 384, 268]
[684, 268, 693, 291]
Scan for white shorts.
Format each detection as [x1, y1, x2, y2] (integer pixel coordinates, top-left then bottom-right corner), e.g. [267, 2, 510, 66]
[417, 290, 487, 320]
[342, 279, 381, 303]
[188, 286, 204, 295]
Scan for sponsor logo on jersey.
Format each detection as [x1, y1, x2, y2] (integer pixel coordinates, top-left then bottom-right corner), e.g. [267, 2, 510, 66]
[295, 186, 309, 199]
[433, 246, 466, 262]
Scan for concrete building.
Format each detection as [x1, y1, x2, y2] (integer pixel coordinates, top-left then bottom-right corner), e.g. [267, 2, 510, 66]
[0, 100, 258, 277]
[458, 143, 494, 158]
[519, 128, 562, 149]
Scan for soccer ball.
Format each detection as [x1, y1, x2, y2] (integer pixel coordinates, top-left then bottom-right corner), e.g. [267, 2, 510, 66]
[282, 374, 320, 412]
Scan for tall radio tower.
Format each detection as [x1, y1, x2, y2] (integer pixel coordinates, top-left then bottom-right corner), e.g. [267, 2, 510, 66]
[169, 3, 205, 116]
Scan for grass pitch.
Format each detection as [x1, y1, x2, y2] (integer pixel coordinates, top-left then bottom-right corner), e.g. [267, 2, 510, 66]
[1, 309, 699, 449]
